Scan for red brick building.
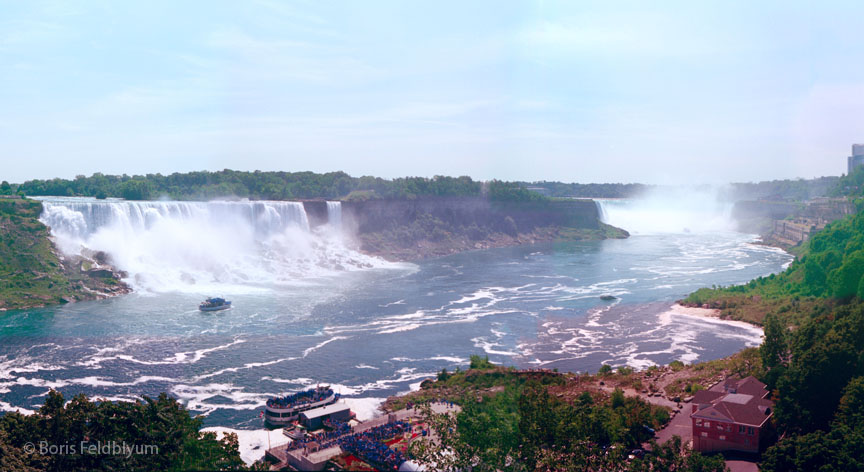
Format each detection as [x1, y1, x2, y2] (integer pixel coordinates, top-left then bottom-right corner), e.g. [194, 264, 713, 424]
[690, 376, 774, 453]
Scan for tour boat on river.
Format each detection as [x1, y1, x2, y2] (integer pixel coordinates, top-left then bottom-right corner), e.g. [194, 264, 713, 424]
[199, 297, 232, 312]
[263, 385, 338, 426]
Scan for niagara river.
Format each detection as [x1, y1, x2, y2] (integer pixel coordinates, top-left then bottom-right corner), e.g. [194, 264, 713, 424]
[0, 196, 791, 431]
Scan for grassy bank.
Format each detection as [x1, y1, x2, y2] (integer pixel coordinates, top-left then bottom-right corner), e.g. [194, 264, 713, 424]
[0, 197, 128, 311]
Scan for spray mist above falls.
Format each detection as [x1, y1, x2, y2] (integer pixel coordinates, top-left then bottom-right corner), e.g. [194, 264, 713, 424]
[38, 198, 393, 293]
[596, 187, 739, 235]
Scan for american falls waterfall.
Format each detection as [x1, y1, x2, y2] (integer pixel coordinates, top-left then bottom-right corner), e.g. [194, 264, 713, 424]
[37, 198, 387, 293]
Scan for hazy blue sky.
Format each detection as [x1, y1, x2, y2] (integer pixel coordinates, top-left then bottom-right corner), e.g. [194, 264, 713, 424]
[2, 0, 863, 184]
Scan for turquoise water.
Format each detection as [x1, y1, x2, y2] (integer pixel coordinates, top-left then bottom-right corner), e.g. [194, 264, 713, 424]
[0, 231, 790, 428]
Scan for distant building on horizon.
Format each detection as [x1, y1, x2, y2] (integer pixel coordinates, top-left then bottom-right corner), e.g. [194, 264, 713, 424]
[848, 144, 864, 174]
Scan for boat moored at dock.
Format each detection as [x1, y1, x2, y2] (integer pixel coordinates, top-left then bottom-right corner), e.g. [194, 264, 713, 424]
[264, 385, 338, 426]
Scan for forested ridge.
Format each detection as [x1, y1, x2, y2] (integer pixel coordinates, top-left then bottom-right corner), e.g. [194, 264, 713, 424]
[684, 207, 864, 471]
[5, 170, 547, 202]
[2, 170, 847, 203]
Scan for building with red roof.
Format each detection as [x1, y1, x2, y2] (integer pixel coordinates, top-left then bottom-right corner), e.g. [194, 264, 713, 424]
[690, 376, 774, 453]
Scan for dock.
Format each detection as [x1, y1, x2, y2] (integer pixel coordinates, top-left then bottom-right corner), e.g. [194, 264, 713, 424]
[263, 402, 459, 470]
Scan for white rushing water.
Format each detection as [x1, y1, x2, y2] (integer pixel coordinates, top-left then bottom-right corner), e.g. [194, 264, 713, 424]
[596, 186, 737, 235]
[37, 198, 389, 293]
[326, 201, 342, 232]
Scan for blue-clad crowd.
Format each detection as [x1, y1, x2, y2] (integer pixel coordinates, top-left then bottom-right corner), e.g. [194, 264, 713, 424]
[337, 421, 411, 470]
[266, 387, 334, 409]
[285, 419, 412, 469]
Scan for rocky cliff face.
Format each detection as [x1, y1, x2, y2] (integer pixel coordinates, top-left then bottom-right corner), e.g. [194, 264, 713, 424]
[732, 198, 856, 249]
[325, 196, 625, 261]
[342, 197, 601, 233]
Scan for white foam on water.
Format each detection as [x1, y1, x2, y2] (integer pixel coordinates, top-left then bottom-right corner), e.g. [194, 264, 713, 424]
[0, 400, 35, 415]
[78, 338, 246, 368]
[342, 397, 386, 421]
[202, 427, 291, 466]
[657, 307, 764, 342]
[302, 336, 349, 357]
[193, 357, 299, 381]
[262, 376, 315, 386]
[378, 323, 423, 334]
[170, 383, 272, 415]
[428, 356, 467, 363]
[379, 299, 406, 307]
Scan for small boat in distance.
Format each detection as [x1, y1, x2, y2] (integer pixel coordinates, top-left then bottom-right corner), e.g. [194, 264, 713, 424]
[199, 297, 232, 312]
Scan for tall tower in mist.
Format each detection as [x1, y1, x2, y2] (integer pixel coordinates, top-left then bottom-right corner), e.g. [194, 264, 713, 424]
[848, 144, 864, 174]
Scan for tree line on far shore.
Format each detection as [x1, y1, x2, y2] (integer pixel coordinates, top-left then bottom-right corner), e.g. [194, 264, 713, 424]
[4, 170, 560, 204]
[4, 168, 847, 204]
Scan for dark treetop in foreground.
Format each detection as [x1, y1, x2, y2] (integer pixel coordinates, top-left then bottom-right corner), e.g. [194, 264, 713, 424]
[0, 391, 257, 472]
[401, 357, 725, 472]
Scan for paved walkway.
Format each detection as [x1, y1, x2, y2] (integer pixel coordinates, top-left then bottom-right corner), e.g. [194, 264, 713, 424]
[655, 409, 691, 447]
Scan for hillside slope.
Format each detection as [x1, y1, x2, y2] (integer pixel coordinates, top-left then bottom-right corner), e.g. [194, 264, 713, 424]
[680, 206, 864, 470]
[684, 205, 864, 325]
[0, 197, 129, 311]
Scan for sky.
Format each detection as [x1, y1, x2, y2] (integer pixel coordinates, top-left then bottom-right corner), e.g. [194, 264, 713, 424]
[1, 0, 863, 185]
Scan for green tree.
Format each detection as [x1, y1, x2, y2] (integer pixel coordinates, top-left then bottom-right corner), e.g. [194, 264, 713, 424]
[761, 313, 786, 372]
[0, 391, 252, 472]
[119, 180, 153, 200]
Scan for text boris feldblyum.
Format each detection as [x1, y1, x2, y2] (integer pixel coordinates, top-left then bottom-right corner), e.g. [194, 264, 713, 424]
[32, 440, 158, 457]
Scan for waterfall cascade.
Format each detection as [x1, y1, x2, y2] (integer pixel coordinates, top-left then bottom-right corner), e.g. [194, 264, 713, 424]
[594, 188, 736, 235]
[37, 198, 386, 293]
[593, 200, 607, 224]
[40, 200, 311, 240]
[326, 201, 342, 232]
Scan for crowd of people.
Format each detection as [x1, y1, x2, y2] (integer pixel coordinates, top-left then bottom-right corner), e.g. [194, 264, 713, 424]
[284, 418, 411, 469]
[285, 420, 350, 452]
[266, 387, 334, 409]
[337, 421, 411, 470]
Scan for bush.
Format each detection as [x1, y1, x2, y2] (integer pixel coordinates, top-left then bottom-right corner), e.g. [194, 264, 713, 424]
[469, 355, 495, 370]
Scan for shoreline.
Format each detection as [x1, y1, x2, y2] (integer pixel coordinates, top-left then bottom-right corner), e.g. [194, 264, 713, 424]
[357, 223, 628, 262]
[661, 303, 765, 333]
